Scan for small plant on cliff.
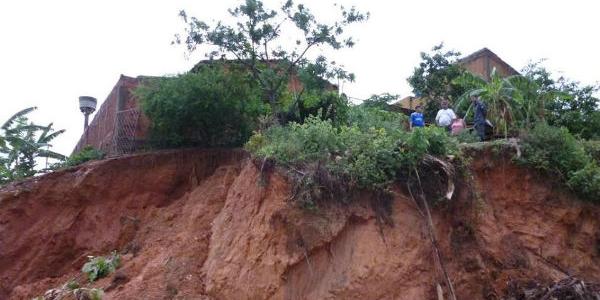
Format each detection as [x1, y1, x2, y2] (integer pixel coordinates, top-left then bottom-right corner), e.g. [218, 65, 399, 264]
[81, 288, 104, 300]
[82, 251, 121, 282]
[519, 123, 600, 202]
[54, 146, 105, 169]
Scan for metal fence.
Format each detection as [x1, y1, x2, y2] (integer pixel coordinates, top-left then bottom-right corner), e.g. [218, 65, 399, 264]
[110, 108, 141, 156]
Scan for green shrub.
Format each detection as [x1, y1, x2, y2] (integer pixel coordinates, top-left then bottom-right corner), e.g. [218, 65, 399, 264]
[246, 113, 458, 205]
[346, 106, 408, 133]
[135, 65, 268, 148]
[454, 130, 480, 143]
[62, 146, 105, 167]
[583, 140, 600, 162]
[519, 123, 600, 203]
[65, 280, 80, 290]
[568, 163, 600, 202]
[519, 124, 588, 176]
[81, 251, 120, 282]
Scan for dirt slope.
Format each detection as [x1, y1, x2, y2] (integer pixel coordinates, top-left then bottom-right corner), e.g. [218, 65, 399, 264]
[0, 148, 599, 299]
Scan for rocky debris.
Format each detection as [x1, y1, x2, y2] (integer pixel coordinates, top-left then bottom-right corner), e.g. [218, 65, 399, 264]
[505, 277, 600, 300]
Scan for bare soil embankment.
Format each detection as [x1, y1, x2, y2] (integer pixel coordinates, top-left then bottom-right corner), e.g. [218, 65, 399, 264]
[0, 148, 598, 299]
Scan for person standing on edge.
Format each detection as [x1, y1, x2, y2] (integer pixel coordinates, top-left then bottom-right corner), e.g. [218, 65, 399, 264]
[435, 100, 457, 132]
[471, 95, 487, 141]
[410, 105, 425, 130]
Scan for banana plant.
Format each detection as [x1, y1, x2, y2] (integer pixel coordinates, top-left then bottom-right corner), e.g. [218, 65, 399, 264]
[508, 76, 571, 130]
[0, 107, 66, 184]
[453, 68, 521, 138]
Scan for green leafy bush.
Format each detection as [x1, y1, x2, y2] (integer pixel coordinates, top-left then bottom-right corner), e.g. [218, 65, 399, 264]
[568, 163, 600, 201]
[346, 106, 408, 133]
[246, 112, 458, 205]
[519, 123, 600, 203]
[62, 146, 105, 167]
[81, 251, 121, 282]
[583, 140, 600, 162]
[135, 64, 267, 148]
[454, 130, 480, 144]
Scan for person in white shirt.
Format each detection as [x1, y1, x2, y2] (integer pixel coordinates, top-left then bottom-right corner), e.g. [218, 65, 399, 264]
[435, 100, 457, 132]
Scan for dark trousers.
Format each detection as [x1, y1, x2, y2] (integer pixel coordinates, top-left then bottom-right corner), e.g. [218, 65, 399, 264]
[474, 123, 485, 141]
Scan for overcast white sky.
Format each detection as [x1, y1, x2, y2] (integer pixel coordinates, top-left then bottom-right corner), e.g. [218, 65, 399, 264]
[1, 0, 599, 156]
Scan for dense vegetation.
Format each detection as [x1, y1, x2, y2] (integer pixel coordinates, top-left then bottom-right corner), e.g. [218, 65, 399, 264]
[522, 61, 600, 140]
[407, 43, 466, 120]
[409, 46, 600, 141]
[176, 0, 367, 123]
[519, 123, 600, 202]
[136, 65, 267, 148]
[247, 106, 458, 209]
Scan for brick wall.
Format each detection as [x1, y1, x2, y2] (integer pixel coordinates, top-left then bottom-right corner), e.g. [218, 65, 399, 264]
[73, 75, 148, 155]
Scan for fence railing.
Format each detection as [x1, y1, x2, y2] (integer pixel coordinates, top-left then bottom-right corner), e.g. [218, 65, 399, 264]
[110, 108, 141, 156]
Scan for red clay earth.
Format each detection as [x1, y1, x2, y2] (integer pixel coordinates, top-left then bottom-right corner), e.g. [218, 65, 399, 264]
[0, 148, 598, 299]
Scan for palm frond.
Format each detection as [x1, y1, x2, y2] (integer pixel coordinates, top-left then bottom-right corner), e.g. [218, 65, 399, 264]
[5, 124, 48, 135]
[37, 149, 67, 160]
[37, 123, 53, 142]
[1, 107, 37, 130]
[39, 128, 65, 144]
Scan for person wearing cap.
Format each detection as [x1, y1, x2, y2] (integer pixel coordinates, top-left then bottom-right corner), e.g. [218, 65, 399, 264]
[435, 100, 457, 132]
[410, 105, 425, 130]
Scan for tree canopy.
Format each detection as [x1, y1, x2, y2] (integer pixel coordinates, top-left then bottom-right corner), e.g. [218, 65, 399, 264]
[407, 43, 466, 120]
[522, 61, 600, 139]
[175, 0, 368, 122]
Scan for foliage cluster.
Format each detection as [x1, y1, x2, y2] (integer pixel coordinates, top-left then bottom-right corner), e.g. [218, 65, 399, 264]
[453, 64, 599, 139]
[54, 146, 105, 168]
[407, 43, 466, 120]
[583, 140, 600, 162]
[523, 62, 600, 140]
[360, 93, 399, 111]
[519, 123, 600, 202]
[136, 65, 268, 148]
[246, 107, 458, 206]
[454, 129, 480, 144]
[281, 58, 351, 126]
[1, 107, 65, 185]
[81, 251, 121, 283]
[176, 0, 367, 123]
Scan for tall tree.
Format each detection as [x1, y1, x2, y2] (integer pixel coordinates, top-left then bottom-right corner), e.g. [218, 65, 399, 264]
[407, 43, 466, 120]
[522, 61, 600, 139]
[175, 0, 368, 122]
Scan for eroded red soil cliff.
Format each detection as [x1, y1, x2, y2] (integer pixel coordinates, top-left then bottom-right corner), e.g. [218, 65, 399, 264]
[0, 148, 598, 299]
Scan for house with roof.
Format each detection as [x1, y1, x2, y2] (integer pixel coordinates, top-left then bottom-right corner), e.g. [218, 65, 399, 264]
[395, 48, 519, 111]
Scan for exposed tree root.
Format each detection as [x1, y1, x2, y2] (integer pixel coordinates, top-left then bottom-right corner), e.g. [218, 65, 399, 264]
[411, 168, 458, 300]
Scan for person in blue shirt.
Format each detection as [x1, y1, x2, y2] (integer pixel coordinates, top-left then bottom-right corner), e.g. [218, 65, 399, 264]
[410, 105, 425, 130]
[471, 96, 487, 141]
